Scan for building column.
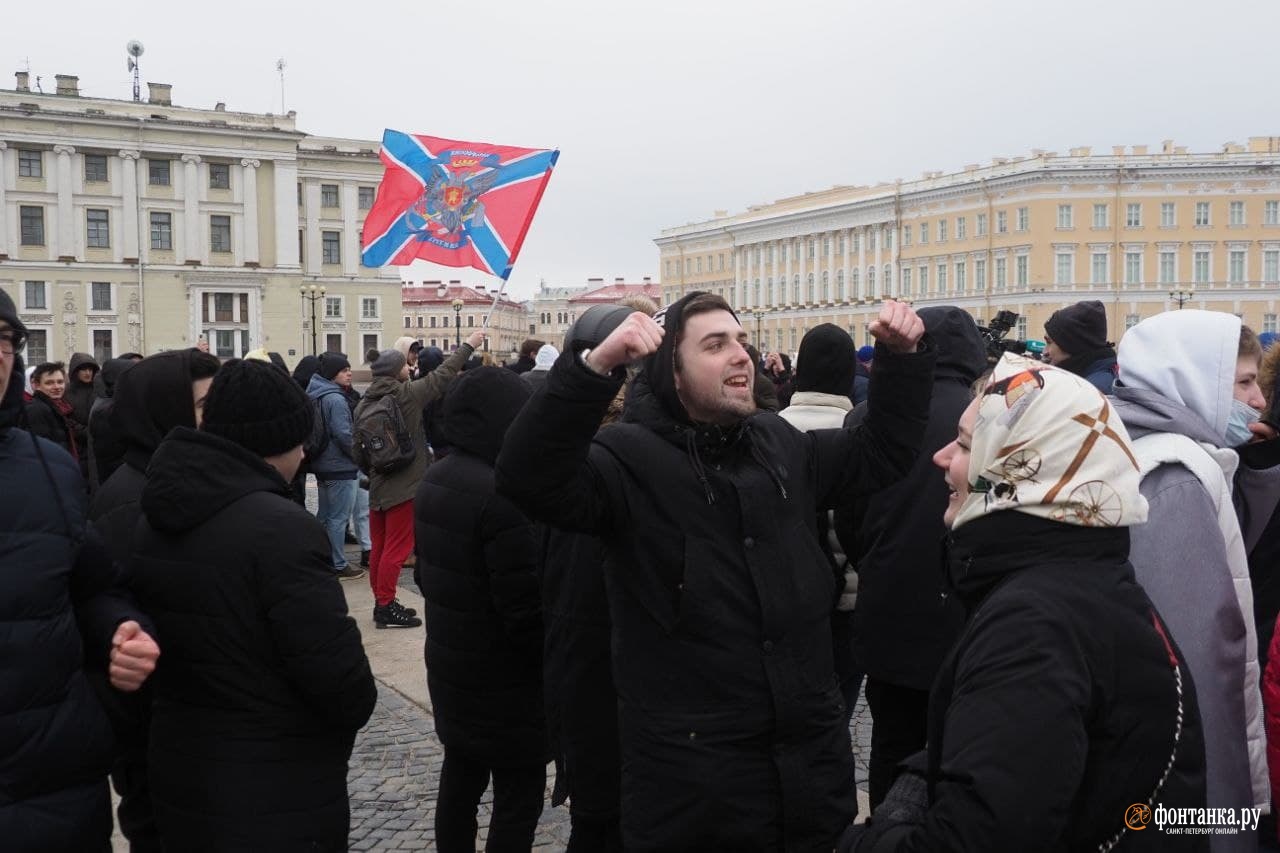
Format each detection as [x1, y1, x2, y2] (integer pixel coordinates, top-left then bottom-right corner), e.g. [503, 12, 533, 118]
[119, 150, 140, 262]
[341, 182, 358, 277]
[846, 228, 855, 301]
[0, 142, 7, 258]
[240, 159, 260, 266]
[874, 227, 884, 299]
[732, 246, 741, 310]
[181, 155, 201, 263]
[273, 159, 301, 269]
[826, 231, 835, 304]
[53, 145, 75, 260]
[784, 238, 793, 304]
[304, 181, 321, 276]
[858, 228, 867, 299]
[798, 236, 807, 306]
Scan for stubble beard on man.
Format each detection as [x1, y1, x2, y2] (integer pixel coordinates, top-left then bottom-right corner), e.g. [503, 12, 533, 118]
[680, 380, 757, 426]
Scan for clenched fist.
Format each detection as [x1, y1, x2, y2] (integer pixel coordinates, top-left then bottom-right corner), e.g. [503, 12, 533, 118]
[869, 300, 925, 354]
[466, 329, 487, 350]
[109, 620, 160, 693]
[583, 312, 665, 375]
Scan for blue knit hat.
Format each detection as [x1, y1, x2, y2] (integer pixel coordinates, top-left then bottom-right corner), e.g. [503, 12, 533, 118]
[856, 345, 875, 364]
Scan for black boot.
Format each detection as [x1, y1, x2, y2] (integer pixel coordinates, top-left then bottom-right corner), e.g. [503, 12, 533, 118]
[374, 600, 423, 629]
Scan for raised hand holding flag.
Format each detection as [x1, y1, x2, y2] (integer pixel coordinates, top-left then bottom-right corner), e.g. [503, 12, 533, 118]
[360, 130, 558, 280]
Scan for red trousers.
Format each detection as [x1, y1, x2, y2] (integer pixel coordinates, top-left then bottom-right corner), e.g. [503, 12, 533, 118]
[368, 500, 414, 607]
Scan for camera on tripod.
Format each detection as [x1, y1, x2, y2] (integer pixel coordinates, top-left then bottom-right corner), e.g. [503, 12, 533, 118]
[978, 310, 1044, 363]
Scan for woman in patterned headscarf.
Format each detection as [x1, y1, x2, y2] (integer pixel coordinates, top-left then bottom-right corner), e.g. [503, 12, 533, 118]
[845, 354, 1208, 853]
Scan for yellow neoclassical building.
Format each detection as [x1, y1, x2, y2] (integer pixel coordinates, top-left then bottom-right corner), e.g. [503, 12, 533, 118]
[0, 72, 399, 367]
[656, 137, 1280, 355]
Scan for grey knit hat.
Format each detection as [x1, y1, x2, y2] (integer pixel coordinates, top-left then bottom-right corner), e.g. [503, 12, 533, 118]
[370, 349, 407, 378]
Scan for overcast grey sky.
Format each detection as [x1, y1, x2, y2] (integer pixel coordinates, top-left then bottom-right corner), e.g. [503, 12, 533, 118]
[6, 0, 1278, 300]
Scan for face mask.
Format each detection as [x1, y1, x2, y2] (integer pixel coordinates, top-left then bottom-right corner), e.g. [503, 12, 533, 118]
[1224, 399, 1262, 447]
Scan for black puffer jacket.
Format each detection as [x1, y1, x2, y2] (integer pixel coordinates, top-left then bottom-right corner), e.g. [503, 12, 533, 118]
[26, 391, 84, 472]
[496, 292, 935, 852]
[130, 428, 376, 851]
[838, 306, 983, 690]
[0, 354, 148, 851]
[87, 357, 136, 488]
[854, 514, 1207, 853]
[66, 351, 99, 427]
[415, 368, 545, 765]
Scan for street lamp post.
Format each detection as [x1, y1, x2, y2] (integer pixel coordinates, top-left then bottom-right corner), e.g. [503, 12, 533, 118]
[752, 310, 764, 350]
[451, 298, 464, 349]
[300, 283, 326, 356]
[1169, 287, 1195, 310]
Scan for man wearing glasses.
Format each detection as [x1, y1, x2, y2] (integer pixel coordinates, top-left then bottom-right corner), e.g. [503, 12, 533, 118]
[0, 290, 161, 850]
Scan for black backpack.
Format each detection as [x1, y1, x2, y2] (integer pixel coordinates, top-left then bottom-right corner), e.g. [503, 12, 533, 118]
[353, 394, 416, 475]
[303, 394, 332, 463]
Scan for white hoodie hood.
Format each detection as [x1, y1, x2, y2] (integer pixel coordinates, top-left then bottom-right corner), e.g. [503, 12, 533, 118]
[1116, 309, 1240, 446]
[533, 343, 560, 371]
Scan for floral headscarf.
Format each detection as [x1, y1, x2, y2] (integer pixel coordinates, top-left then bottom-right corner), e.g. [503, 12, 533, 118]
[953, 354, 1148, 530]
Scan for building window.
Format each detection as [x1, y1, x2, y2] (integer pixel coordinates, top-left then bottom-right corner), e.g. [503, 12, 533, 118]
[362, 333, 379, 355]
[1017, 207, 1029, 231]
[416, 316, 424, 328]
[1015, 255, 1028, 287]
[1161, 202, 1176, 227]
[148, 159, 170, 186]
[937, 263, 947, 294]
[84, 154, 108, 183]
[996, 211, 1008, 233]
[867, 267, 876, 299]
[955, 261, 967, 293]
[1093, 204, 1109, 229]
[358, 186, 375, 209]
[1126, 313, 1141, 330]
[806, 273, 815, 303]
[976, 213, 988, 237]
[975, 259, 987, 290]
[850, 269, 860, 298]
[1125, 252, 1142, 285]
[956, 216, 967, 240]
[938, 220, 948, 242]
[807, 239, 815, 259]
[150, 212, 172, 250]
[820, 272, 829, 303]
[1092, 253, 1108, 284]
[902, 225, 912, 247]
[995, 257, 1007, 291]
[1265, 314, 1278, 334]
[361, 297, 379, 320]
[403, 316, 411, 329]
[822, 237, 830, 256]
[1126, 204, 1142, 228]
[1195, 202, 1211, 227]
[1055, 252, 1074, 285]
[1057, 204, 1074, 228]
[208, 163, 231, 190]
[1017, 316, 1028, 340]
[718, 253, 725, 271]
[18, 149, 43, 178]
[26, 329, 48, 364]
[1159, 251, 1176, 284]
[1193, 251, 1210, 283]
[918, 266, 928, 295]
[837, 236, 845, 255]
[20, 206, 44, 245]
[884, 230, 894, 251]
[325, 296, 343, 319]
[900, 267, 911, 297]
[321, 184, 340, 208]
[322, 231, 341, 264]
[209, 215, 232, 253]
[24, 281, 47, 310]
[1265, 250, 1279, 283]
[325, 334, 343, 353]
[91, 282, 112, 311]
[86, 209, 110, 248]
[1230, 201, 1245, 226]
[1267, 201, 1279, 226]
[92, 329, 114, 363]
[1229, 249, 1246, 283]
[919, 223, 928, 244]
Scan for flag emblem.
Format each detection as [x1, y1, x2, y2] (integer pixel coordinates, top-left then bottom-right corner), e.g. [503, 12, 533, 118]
[361, 130, 558, 280]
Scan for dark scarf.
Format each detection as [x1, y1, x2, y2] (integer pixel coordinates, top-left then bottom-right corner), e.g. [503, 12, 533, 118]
[34, 391, 80, 461]
[1057, 344, 1116, 380]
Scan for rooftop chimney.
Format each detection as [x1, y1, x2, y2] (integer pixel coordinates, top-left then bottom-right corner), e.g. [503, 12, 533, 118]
[614, 277, 625, 283]
[642, 276, 651, 283]
[1132, 145, 1148, 156]
[1112, 146, 1126, 156]
[147, 82, 172, 106]
[1162, 139, 1175, 155]
[214, 101, 226, 111]
[54, 74, 79, 96]
[15, 71, 29, 92]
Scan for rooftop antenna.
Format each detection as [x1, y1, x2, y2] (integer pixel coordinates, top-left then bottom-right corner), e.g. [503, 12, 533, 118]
[276, 58, 286, 113]
[126, 40, 144, 102]
[34, 75, 43, 93]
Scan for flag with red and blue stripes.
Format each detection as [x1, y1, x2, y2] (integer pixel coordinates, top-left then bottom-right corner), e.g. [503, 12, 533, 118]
[360, 130, 558, 279]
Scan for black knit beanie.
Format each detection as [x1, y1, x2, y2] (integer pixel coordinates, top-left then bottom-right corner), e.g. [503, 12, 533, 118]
[318, 351, 351, 381]
[794, 323, 857, 395]
[201, 359, 314, 457]
[1045, 300, 1109, 356]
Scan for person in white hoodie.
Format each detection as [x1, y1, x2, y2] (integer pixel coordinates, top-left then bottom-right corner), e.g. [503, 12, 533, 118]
[521, 343, 560, 393]
[1111, 309, 1278, 850]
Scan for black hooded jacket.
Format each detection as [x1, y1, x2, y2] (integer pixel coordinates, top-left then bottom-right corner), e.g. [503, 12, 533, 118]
[0, 348, 151, 850]
[496, 291, 936, 852]
[855, 514, 1207, 853]
[66, 352, 100, 427]
[837, 306, 984, 691]
[129, 428, 376, 850]
[87, 357, 137, 488]
[414, 368, 545, 765]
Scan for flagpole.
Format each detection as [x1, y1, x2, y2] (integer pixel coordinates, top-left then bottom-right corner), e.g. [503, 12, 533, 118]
[482, 276, 509, 341]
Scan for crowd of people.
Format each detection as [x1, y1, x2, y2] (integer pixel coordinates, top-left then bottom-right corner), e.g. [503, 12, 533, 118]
[6, 278, 1280, 852]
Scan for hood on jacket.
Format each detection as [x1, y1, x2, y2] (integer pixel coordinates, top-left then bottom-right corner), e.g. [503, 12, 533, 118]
[306, 372, 343, 400]
[93, 357, 137, 400]
[68, 352, 100, 386]
[111, 350, 206, 465]
[794, 324, 856, 395]
[643, 290, 741, 426]
[419, 346, 445, 374]
[291, 355, 320, 390]
[919, 306, 987, 384]
[1114, 309, 1240, 446]
[141, 427, 291, 533]
[443, 367, 531, 464]
[533, 343, 559, 371]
